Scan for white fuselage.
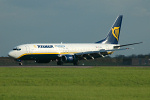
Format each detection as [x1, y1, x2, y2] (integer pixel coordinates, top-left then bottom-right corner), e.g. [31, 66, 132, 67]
[8, 43, 117, 59]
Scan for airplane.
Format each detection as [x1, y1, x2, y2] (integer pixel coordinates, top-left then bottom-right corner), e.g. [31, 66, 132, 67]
[8, 15, 142, 66]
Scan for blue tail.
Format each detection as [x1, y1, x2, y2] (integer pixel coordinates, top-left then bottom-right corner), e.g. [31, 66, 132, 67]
[96, 15, 123, 44]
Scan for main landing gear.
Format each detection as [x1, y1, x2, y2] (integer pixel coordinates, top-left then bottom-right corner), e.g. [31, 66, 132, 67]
[57, 60, 63, 65]
[57, 57, 63, 65]
[57, 61, 79, 66]
[56, 58, 79, 66]
[73, 61, 79, 66]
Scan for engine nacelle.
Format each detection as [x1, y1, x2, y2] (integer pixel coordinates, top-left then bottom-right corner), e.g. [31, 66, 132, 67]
[35, 59, 50, 63]
[62, 55, 77, 63]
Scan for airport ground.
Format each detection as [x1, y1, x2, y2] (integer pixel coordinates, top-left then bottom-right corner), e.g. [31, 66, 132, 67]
[0, 66, 150, 100]
[1, 57, 150, 66]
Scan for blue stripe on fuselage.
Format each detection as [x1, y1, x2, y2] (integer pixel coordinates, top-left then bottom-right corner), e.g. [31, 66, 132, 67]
[19, 54, 59, 60]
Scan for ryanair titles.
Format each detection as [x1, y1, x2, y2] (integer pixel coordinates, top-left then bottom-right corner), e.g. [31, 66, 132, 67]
[37, 45, 54, 48]
[36, 45, 65, 48]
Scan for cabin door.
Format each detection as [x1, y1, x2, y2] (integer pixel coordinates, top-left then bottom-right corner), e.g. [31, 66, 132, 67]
[25, 45, 30, 53]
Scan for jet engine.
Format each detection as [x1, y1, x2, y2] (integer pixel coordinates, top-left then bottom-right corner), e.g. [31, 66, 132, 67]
[62, 55, 77, 63]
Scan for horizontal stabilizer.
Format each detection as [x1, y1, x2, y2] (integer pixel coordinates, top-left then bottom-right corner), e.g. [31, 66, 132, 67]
[114, 42, 143, 49]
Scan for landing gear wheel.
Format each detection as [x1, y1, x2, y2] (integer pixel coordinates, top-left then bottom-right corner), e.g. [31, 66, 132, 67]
[73, 61, 79, 66]
[57, 61, 63, 65]
[19, 62, 23, 66]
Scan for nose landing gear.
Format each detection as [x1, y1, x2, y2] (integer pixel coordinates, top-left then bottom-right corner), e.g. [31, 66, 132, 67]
[16, 59, 23, 66]
[19, 62, 23, 66]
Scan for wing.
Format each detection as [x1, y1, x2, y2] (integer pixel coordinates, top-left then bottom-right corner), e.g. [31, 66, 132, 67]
[75, 42, 142, 60]
[75, 48, 129, 60]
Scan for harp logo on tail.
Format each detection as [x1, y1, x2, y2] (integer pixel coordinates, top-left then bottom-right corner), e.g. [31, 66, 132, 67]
[112, 27, 120, 41]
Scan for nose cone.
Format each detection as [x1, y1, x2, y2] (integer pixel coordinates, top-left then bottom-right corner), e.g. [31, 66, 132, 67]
[8, 51, 17, 58]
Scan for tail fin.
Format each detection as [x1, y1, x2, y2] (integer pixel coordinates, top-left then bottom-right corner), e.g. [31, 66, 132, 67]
[96, 15, 123, 44]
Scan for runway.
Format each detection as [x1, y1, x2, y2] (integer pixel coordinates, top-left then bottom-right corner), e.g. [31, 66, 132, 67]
[0, 66, 150, 68]
[0, 66, 94, 68]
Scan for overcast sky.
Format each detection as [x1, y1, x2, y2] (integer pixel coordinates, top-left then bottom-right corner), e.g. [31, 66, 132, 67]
[0, 0, 150, 57]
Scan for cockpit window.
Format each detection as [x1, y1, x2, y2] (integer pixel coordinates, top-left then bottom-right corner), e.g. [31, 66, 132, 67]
[13, 47, 21, 51]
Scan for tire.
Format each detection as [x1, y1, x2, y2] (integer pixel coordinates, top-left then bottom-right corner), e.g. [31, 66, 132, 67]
[19, 62, 23, 66]
[73, 61, 79, 66]
[57, 61, 63, 65]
